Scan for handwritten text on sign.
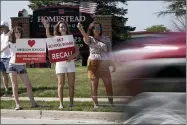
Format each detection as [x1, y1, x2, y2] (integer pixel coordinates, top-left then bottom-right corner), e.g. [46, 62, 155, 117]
[16, 39, 46, 63]
[46, 35, 76, 63]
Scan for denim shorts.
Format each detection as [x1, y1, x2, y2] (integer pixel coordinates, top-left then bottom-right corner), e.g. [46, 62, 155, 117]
[7, 63, 27, 74]
[0, 58, 10, 72]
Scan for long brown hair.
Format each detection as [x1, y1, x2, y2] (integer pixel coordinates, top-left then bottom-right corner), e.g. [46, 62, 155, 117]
[9, 26, 22, 43]
[54, 21, 71, 36]
[87, 21, 103, 37]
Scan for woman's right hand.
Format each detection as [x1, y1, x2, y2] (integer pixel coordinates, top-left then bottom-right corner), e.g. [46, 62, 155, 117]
[77, 23, 84, 31]
[88, 21, 95, 29]
[41, 18, 50, 29]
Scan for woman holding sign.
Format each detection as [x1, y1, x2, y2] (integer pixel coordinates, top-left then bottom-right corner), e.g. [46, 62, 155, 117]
[42, 20, 79, 109]
[77, 21, 116, 108]
[0, 26, 39, 110]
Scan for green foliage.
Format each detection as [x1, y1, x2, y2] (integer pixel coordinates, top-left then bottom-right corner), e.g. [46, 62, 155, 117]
[28, 0, 79, 9]
[157, 0, 186, 17]
[145, 25, 170, 32]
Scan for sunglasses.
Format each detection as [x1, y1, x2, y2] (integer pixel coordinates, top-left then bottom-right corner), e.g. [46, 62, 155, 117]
[94, 27, 102, 30]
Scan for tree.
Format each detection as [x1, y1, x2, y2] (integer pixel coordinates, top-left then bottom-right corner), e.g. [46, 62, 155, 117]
[171, 15, 186, 31]
[28, 0, 136, 43]
[93, 0, 136, 42]
[28, 0, 79, 9]
[156, 0, 186, 17]
[145, 25, 170, 32]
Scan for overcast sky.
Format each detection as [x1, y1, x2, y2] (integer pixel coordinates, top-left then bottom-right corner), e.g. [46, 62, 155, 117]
[1, 1, 177, 31]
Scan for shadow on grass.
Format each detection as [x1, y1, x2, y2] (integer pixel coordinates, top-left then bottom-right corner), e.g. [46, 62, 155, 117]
[32, 87, 57, 92]
[23, 105, 51, 109]
[0, 88, 13, 96]
[1, 86, 58, 96]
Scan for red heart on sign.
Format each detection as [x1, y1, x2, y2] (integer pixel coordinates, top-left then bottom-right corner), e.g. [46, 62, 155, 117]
[28, 40, 35, 47]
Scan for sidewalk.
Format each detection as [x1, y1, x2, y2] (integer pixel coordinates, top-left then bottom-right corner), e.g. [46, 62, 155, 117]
[1, 109, 127, 123]
[1, 117, 122, 124]
[1, 96, 131, 102]
[1, 97, 129, 123]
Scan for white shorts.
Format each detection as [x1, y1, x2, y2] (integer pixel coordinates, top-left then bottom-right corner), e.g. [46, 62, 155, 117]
[56, 61, 75, 74]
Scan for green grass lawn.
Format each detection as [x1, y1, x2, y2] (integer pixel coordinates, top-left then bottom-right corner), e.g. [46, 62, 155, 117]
[0, 100, 125, 112]
[0, 66, 107, 98]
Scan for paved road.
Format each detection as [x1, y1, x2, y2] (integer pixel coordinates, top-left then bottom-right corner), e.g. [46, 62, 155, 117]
[1, 117, 119, 124]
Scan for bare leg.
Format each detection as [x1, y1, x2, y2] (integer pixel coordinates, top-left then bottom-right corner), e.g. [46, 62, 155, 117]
[67, 72, 75, 106]
[57, 73, 65, 107]
[9, 73, 19, 106]
[2, 72, 9, 92]
[90, 78, 99, 107]
[101, 76, 113, 105]
[19, 73, 37, 106]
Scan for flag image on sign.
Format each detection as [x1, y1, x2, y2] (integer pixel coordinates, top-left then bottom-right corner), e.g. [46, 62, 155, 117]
[58, 9, 64, 14]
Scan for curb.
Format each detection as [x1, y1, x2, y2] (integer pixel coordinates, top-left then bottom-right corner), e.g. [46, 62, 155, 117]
[1, 109, 127, 123]
[1, 97, 131, 102]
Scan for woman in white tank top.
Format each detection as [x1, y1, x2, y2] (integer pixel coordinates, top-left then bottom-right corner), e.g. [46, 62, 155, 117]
[1, 26, 39, 110]
[42, 20, 79, 109]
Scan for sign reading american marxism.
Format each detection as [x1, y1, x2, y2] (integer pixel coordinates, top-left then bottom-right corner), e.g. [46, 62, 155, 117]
[46, 35, 76, 63]
[15, 39, 46, 63]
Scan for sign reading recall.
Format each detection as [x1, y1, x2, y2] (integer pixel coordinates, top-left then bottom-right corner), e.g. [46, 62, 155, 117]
[46, 35, 76, 63]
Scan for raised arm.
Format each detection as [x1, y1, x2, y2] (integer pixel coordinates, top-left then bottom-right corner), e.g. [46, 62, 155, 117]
[77, 23, 90, 44]
[41, 19, 52, 38]
[1, 43, 9, 53]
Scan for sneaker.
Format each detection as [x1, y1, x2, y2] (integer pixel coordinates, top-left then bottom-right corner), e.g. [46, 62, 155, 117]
[2, 94, 8, 97]
[94, 105, 99, 109]
[69, 104, 74, 107]
[110, 104, 115, 107]
[2, 91, 9, 97]
[59, 105, 64, 109]
[15, 105, 21, 110]
[32, 104, 40, 108]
